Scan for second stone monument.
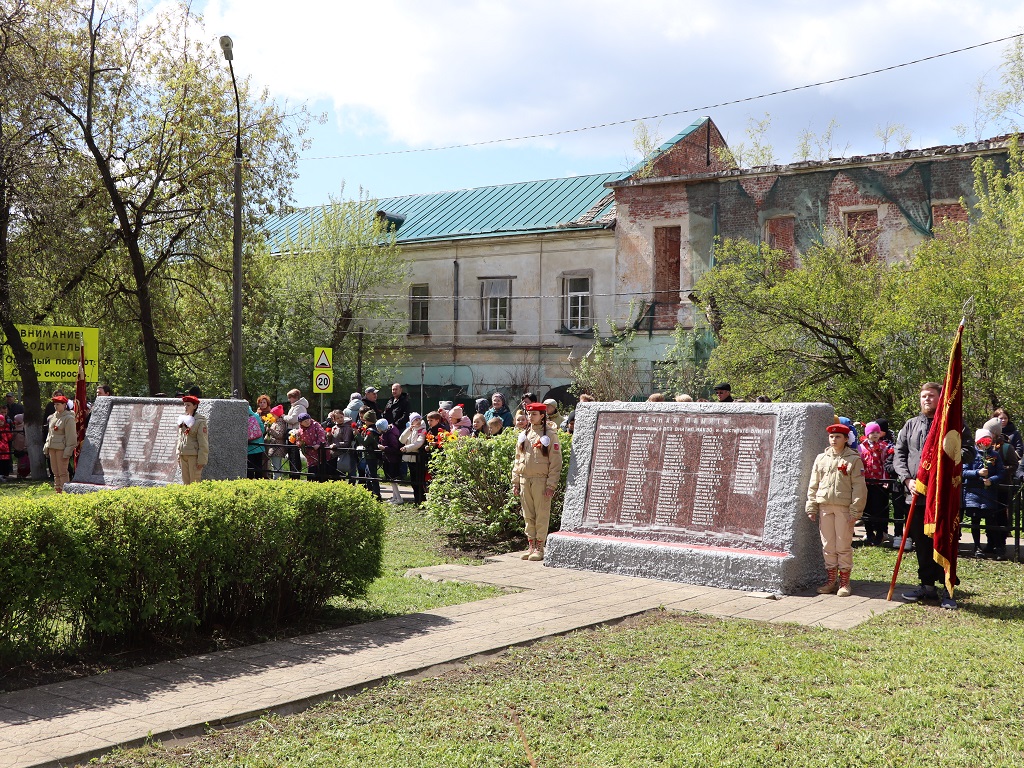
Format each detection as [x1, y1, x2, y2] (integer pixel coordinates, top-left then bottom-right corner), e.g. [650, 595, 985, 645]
[544, 401, 833, 593]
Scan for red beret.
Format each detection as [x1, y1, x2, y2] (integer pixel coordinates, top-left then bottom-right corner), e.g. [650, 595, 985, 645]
[826, 423, 851, 436]
[525, 402, 547, 412]
[51, 394, 68, 404]
[182, 395, 200, 406]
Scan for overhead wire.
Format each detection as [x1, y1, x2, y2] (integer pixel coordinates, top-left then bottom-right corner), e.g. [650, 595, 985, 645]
[300, 34, 1023, 161]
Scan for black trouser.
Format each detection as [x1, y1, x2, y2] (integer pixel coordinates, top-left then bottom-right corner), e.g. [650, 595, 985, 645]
[863, 484, 889, 542]
[363, 456, 381, 498]
[408, 455, 427, 504]
[891, 491, 907, 539]
[287, 445, 302, 478]
[908, 494, 946, 586]
[247, 452, 264, 479]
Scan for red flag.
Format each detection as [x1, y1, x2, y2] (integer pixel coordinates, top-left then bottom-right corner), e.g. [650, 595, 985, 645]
[74, 338, 88, 463]
[914, 320, 964, 596]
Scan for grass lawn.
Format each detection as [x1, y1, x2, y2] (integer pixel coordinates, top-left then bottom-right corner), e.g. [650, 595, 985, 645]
[0, 482, 501, 690]
[104, 545, 1024, 767]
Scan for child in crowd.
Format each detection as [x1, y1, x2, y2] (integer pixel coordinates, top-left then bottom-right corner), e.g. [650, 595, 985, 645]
[470, 413, 488, 437]
[448, 405, 472, 436]
[355, 412, 381, 499]
[858, 421, 894, 546]
[806, 423, 867, 596]
[513, 409, 528, 432]
[963, 427, 1005, 558]
[264, 405, 287, 479]
[487, 417, 504, 436]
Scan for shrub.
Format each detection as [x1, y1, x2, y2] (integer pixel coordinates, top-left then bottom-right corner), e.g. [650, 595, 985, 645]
[0, 481, 385, 665]
[426, 429, 571, 547]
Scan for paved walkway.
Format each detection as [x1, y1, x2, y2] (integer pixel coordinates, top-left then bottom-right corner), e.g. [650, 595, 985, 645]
[0, 556, 907, 768]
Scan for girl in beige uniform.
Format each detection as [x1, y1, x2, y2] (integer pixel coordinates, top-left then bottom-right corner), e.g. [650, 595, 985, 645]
[512, 402, 562, 561]
[176, 394, 209, 484]
[806, 422, 867, 596]
[43, 394, 77, 492]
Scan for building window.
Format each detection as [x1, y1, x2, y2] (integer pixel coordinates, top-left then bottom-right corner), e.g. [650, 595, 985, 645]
[845, 208, 879, 260]
[562, 274, 592, 331]
[409, 284, 429, 335]
[480, 277, 512, 332]
[653, 225, 681, 330]
[765, 216, 796, 267]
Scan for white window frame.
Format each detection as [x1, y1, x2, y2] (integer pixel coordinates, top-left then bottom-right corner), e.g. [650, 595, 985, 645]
[479, 277, 513, 333]
[409, 284, 429, 335]
[561, 271, 593, 332]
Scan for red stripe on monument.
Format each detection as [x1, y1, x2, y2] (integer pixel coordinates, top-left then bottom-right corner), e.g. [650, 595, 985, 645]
[553, 531, 789, 558]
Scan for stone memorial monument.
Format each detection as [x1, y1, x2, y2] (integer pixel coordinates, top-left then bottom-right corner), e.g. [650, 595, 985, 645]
[544, 401, 833, 593]
[66, 396, 248, 492]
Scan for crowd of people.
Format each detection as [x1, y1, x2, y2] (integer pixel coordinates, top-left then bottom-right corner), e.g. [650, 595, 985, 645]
[236, 385, 575, 511]
[3, 381, 1021, 579]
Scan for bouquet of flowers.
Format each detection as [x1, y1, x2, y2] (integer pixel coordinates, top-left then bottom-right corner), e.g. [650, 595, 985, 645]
[288, 429, 299, 444]
[262, 413, 277, 425]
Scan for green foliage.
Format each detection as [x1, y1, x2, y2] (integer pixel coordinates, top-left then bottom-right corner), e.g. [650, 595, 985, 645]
[0, 480, 385, 665]
[693, 233, 899, 417]
[714, 112, 776, 168]
[658, 325, 716, 400]
[425, 430, 571, 546]
[569, 325, 645, 401]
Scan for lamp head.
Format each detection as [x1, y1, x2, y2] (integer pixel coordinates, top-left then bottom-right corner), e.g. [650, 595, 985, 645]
[219, 35, 234, 61]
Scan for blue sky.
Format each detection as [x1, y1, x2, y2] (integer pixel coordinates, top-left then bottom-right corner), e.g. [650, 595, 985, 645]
[197, 0, 1024, 207]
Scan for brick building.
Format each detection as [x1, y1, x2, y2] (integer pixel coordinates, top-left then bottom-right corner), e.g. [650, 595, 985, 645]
[268, 118, 1009, 402]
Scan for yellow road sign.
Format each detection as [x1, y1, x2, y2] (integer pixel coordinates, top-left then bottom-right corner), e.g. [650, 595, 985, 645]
[3, 325, 100, 383]
[313, 369, 334, 394]
[314, 347, 332, 369]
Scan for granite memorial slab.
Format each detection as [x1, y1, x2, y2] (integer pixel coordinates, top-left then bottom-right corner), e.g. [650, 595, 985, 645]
[66, 396, 248, 492]
[544, 401, 834, 593]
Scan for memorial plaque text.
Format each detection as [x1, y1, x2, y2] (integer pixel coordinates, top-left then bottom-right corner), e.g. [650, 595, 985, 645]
[582, 411, 776, 545]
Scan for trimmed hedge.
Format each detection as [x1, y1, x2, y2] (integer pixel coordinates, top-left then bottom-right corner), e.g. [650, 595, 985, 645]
[425, 430, 571, 546]
[0, 480, 385, 665]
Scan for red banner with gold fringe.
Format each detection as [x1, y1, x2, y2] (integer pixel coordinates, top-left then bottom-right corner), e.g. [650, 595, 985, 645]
[914, 321, 964, 596]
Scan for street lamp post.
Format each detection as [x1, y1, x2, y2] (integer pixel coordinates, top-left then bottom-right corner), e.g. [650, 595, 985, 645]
[220, 35, 244, 400]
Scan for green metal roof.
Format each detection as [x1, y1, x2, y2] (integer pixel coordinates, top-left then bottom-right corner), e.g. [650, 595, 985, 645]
[266, 172, 619, 250]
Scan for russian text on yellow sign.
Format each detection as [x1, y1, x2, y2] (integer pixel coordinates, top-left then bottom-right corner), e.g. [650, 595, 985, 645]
[313, 369, 334, 394]
[3, 325, 100, 383]
[314, 347, 332, 369]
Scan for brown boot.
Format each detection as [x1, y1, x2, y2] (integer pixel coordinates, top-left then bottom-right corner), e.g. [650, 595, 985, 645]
[521, 539, 535, 560]
[528, 541, 545, 561]
[816, 567, 839, 594]
[836, 570, 853, 597]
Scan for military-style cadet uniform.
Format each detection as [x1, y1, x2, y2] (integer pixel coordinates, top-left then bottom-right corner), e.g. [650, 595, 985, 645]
[176, 395, 209, 484]
[512, 403, 562, 561]
[43, 394, 77, 492]
[806, 422, 866, 596]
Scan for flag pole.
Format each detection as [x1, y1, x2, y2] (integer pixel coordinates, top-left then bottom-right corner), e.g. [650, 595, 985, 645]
[886, 494, 918, 601]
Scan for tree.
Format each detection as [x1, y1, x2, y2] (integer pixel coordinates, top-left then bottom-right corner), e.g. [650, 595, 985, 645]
[279, 189, 409, 400]
[714, 113, 776, 168]
[628, 119, 664, 179]
[569, 325, 645, 402]
[793, 118, 849, 162]
[0, 0, 115, 476]
[691, 233, 899, 418]
[36, 0, 308, 395]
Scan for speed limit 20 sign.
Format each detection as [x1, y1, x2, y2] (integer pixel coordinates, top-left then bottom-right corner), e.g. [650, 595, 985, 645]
[313, 369, 333, 394]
